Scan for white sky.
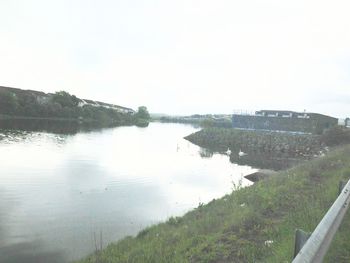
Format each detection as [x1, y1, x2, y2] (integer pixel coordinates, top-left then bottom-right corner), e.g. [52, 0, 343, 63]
[0, 0, 349, 117]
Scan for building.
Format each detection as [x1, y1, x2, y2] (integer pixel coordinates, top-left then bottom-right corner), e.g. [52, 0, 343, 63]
[232, 110, 338, 134]
[78, 99, 135, 114]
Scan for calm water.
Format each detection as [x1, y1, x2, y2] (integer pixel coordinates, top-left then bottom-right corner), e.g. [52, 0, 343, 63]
[0, 123, 255, 262]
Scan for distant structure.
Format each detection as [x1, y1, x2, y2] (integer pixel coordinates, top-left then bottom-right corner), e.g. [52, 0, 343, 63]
[78, 99, 135, 114]
[346, 118, 350, 128]
[338, 119, 346, 126]
[232, 110, 338, 134]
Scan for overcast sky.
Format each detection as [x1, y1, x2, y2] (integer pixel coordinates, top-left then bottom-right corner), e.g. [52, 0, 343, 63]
[0, 0, 349, 117]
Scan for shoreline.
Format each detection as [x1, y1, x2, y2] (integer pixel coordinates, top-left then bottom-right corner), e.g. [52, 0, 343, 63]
[0, 115, 150, 134]
[244, 169, 277, 182]
[0, 114, 79, 121]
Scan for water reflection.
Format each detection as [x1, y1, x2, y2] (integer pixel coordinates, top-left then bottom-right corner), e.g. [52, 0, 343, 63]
[0, 191, 67, 263]
[196, 146, 303, 170]
[0, 118, 103, 135]
[0, 123, 255, 261]
[0, 130, 69, 147]
[0, 241, 67, 263]
[229, 151, 302, 170]
[0, 189, 10, 247]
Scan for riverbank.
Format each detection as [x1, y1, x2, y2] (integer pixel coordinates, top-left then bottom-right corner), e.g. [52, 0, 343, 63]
[186, 127, 350, 171]
[244, 169, 277, 182]
[186, 127, 350, 155]
[76, 144, 350, 263]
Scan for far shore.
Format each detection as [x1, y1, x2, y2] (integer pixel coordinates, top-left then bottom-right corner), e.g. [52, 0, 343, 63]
[0, 114, 79, 121]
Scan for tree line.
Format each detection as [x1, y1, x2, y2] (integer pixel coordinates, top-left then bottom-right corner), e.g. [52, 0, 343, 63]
[0, 89, 149, 126]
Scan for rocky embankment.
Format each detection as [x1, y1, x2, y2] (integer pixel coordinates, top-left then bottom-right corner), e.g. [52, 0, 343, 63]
[185, 128, 326, 158]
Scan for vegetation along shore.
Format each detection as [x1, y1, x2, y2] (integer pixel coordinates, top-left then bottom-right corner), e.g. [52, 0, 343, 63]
[0, 86, 150, 129]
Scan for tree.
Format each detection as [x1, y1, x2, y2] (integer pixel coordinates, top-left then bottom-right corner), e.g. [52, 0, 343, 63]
[0, 90, 19, 114]
[135, 106, 150, 120]
[51, 91, 80, 108]
[200, 118, 215, 128]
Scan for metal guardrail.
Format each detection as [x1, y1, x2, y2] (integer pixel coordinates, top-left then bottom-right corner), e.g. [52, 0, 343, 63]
[292, 179, 350, 263]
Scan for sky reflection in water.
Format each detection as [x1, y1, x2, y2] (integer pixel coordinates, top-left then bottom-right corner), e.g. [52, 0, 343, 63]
[0, 123, 255, 261]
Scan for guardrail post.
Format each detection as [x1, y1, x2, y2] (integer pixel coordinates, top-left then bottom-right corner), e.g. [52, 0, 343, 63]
[294, 229, 311, 258]
[339, 180, 347, 195]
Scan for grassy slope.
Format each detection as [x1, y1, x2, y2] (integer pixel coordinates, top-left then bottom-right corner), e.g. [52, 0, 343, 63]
[76, 145, 350, 263]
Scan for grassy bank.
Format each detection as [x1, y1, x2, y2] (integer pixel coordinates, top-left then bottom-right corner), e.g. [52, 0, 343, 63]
[76, 145, 350, 263]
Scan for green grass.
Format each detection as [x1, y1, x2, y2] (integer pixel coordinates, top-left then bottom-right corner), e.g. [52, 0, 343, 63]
[76, 145, 350, 263]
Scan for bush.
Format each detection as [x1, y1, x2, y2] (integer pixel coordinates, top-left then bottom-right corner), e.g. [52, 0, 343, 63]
[321, 126, 350, 146]
[0, 90, 19, 114]
[135, 106, 150, 120]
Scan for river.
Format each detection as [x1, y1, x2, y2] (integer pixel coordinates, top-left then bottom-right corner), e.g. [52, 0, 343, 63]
[0, 122, 255, 262]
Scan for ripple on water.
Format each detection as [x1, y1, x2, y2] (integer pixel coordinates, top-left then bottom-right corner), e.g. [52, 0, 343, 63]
[0, 123, 256, 261]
